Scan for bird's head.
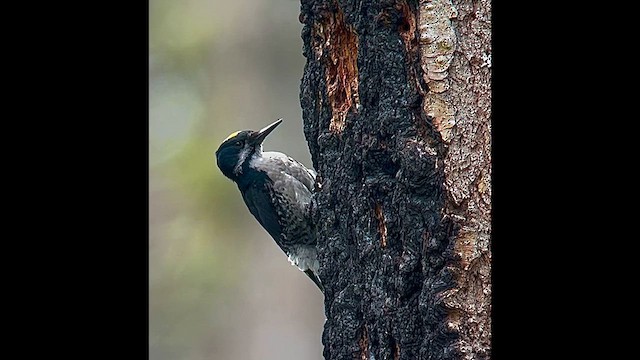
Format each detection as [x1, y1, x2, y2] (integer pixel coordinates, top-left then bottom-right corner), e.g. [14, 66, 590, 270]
[215, 119, 282, 181]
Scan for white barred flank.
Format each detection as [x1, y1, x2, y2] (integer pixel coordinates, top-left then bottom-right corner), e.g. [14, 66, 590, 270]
[287, 246, 319, 273]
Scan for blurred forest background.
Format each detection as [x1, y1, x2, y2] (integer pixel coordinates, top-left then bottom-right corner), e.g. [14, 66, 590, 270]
[149, 0, 325, 359]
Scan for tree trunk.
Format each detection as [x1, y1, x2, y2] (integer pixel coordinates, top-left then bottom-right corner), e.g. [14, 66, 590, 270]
[299, 0, 491, 359]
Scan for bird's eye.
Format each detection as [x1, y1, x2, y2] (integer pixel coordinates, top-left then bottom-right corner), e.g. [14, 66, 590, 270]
[235, 140, 244, 147]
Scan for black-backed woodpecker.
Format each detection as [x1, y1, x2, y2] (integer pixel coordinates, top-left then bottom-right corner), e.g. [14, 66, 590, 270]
[215, 119, 322, 292]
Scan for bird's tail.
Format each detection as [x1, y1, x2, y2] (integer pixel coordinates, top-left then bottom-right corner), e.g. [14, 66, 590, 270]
[304, 269, 324, 293]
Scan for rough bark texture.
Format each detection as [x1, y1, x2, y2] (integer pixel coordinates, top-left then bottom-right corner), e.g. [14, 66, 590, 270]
[299, 0, 490, 359]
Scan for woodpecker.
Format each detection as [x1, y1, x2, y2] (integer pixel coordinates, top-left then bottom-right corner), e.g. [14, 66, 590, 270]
[215, 119, 322, 292]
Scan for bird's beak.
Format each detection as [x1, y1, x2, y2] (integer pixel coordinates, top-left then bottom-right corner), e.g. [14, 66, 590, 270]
[252, 119, 282, 144]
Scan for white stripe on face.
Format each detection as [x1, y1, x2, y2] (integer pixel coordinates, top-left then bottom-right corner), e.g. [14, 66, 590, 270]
[233, 145, 251, 175]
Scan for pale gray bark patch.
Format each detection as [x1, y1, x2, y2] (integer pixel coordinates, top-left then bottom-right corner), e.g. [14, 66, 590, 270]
[421, 0, 492, 358]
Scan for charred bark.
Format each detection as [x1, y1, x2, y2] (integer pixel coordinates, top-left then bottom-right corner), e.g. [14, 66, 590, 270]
[299, 0, 491, 359]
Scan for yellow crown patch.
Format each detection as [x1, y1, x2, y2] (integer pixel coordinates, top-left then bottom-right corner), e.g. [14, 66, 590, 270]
[223, 130, 242, 143]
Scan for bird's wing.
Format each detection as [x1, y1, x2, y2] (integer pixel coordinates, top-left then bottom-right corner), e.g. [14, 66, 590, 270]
[241, 181, 284, 246]
[268, 171, 315, 248]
